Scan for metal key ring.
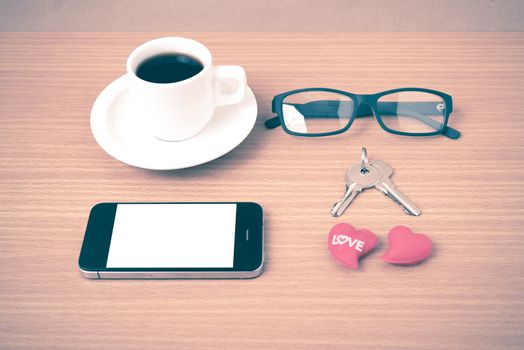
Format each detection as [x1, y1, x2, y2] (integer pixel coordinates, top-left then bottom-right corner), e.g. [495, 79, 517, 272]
[360, 146, 369, 173]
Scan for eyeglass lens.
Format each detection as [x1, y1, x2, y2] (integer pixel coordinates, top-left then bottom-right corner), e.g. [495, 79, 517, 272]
[282, 91, 354, 134]
[376, 91, 446, 134]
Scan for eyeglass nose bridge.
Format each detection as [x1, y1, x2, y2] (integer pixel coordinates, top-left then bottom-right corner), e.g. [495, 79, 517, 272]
[353, 95, 376, 118]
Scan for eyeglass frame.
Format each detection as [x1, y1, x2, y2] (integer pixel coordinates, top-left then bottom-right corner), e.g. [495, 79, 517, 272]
[265, 87, 460, 139]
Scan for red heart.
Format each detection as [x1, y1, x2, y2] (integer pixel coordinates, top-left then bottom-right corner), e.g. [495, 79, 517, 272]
[382, 226, 432, 265]
[328, 223, 378, 269]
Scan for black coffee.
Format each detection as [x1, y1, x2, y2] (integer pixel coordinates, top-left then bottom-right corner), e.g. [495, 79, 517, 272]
[136, 53, 204, 83]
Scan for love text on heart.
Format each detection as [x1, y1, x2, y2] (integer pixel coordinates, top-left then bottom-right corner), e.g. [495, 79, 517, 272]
[332, 234, 365, 252]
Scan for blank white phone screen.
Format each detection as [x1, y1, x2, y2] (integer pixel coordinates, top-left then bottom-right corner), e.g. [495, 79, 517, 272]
[106, 204, 237, 268]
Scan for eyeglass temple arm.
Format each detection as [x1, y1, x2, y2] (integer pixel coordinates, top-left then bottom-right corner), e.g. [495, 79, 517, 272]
[265, 101, 461, 139]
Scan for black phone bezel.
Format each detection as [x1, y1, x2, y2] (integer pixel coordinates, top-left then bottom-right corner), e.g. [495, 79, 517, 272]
[78, 202, 263, 273]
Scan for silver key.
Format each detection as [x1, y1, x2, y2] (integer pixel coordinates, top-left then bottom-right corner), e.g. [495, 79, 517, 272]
[331, 164, 380, 217]
[371, 160, 422, 216]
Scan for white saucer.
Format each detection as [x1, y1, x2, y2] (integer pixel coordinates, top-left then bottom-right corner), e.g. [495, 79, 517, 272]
[90, 75, 257, 170]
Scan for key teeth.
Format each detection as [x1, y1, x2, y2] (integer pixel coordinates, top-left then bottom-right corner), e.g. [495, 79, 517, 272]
[378, 186, 421, 216]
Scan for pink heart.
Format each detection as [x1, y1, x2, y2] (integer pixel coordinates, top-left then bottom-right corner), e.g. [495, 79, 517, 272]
[328, 223, 378, 269]
[382, 226, 432, 265]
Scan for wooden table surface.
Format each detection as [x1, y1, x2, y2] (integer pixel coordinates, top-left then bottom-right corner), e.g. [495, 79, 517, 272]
[1, 33, 523, 349]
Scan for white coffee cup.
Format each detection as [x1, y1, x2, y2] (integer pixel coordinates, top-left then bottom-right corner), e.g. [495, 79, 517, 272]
[127, 37, 246, 141]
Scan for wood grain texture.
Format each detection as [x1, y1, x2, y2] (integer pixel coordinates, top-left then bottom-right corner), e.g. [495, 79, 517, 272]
[0, 33, 523, 349]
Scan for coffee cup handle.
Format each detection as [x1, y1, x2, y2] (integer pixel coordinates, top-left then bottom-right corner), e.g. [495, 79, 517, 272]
[213, 66, 246, 107]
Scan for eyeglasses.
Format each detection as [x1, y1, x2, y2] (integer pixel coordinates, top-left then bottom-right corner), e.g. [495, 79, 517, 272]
[265, 88, 461, 139]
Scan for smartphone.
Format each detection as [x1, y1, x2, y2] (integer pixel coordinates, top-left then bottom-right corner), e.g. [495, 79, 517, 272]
[79, 202, 264, 279]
